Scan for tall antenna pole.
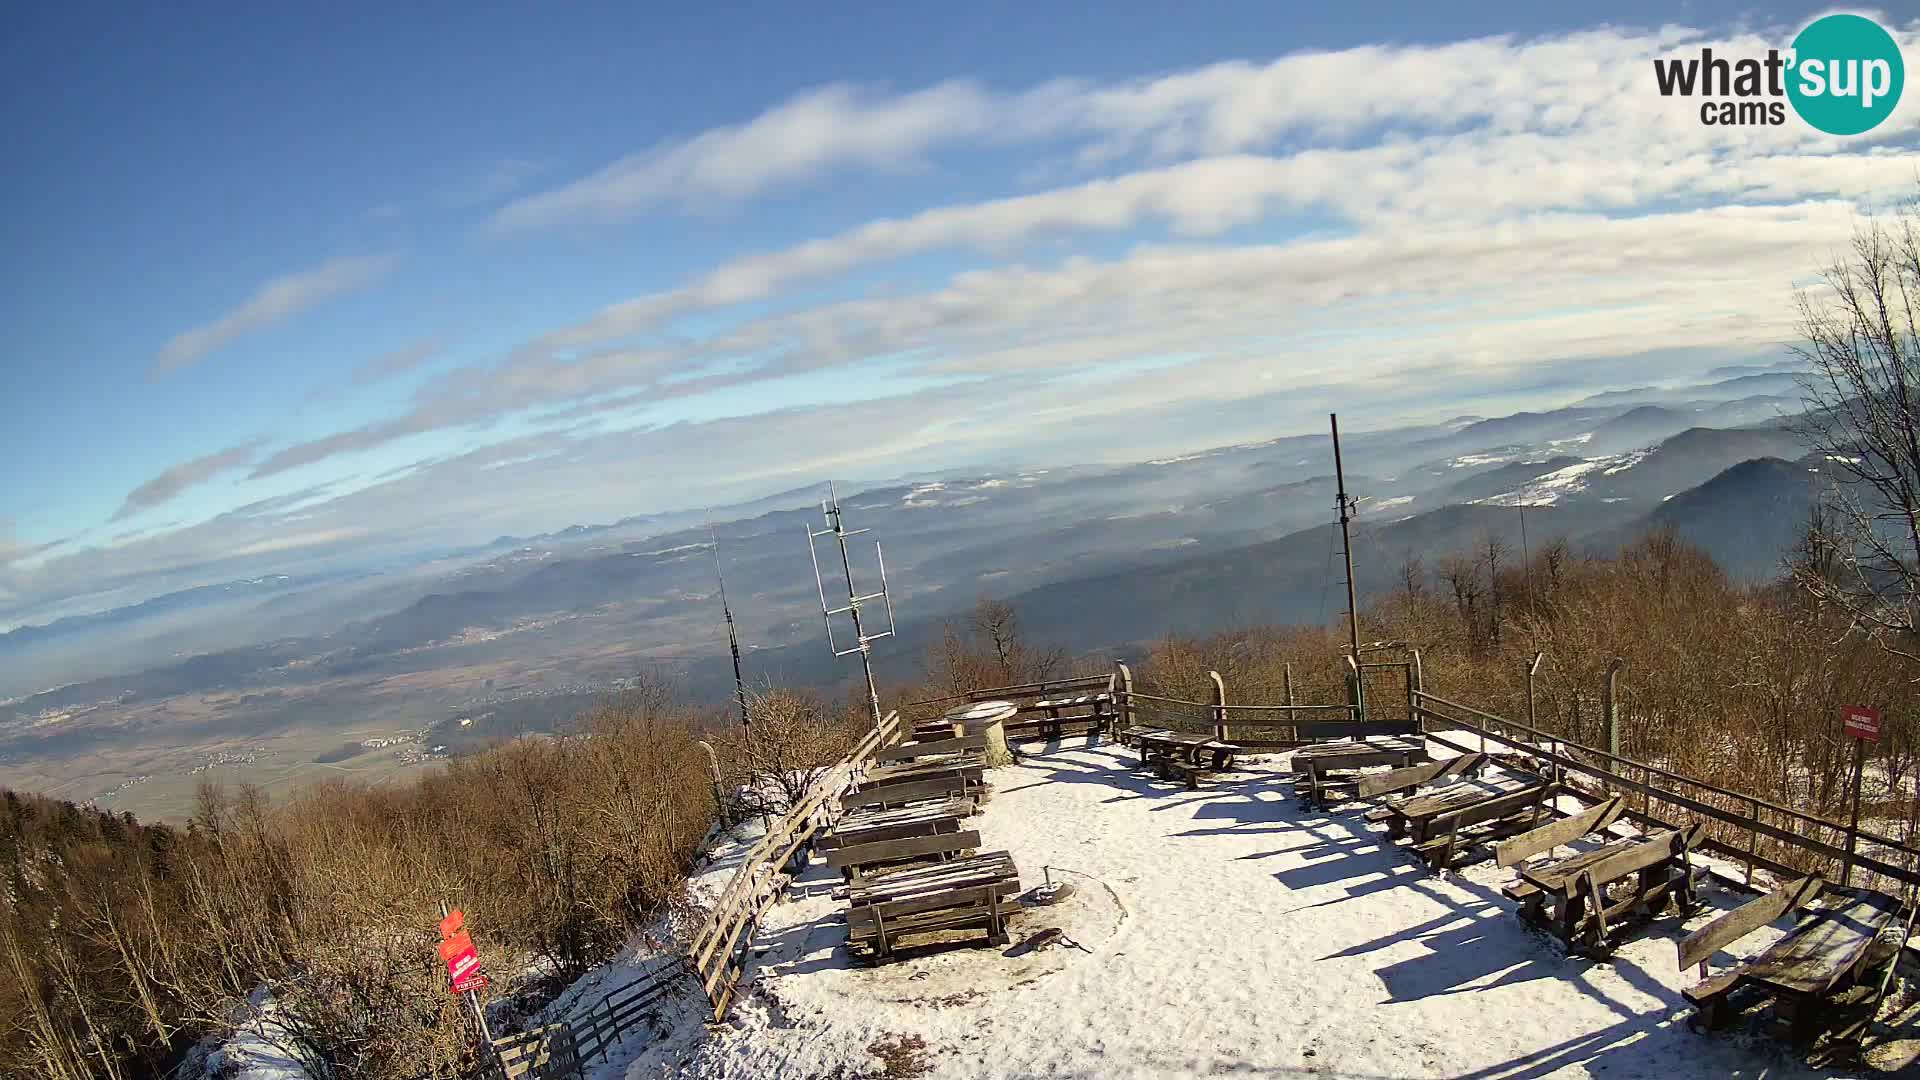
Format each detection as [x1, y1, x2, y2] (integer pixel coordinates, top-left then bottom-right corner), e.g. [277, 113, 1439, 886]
[807, 483, 897, 727]
[709, 523, 751, 734]
[1331, 414, 1362, 661]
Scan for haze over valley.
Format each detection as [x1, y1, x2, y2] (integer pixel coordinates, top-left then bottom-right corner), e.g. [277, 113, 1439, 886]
[0, 362, 1824, 819]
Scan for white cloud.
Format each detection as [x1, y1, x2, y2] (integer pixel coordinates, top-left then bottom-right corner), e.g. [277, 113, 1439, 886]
[153, 255, 397, 375]
[351, 337, 446, 385]
[491, 81, 1034, 228]
[114, 441, 260, 519]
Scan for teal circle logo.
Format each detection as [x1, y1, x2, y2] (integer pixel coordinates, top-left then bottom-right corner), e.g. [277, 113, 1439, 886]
[1787, 14, 1904, 135]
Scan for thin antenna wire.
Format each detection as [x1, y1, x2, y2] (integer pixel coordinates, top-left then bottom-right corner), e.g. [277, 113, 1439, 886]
[708, 518, 751, 735]
[806, 482, 897, 727]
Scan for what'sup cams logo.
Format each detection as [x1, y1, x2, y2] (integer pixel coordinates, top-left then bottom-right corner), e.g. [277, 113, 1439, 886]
[1653, 13, 1904, 133]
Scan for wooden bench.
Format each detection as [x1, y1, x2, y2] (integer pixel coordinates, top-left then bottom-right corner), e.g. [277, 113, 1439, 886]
[825, 828, 980, 884]
[1498, 804, 1703, 954]
[841, 773, 989, 811]
[1116, 725, 1172, 749]
[1677, 877, 1906, 1039]
[844, 851, 1021, 962]
[871, 734, 988, 764]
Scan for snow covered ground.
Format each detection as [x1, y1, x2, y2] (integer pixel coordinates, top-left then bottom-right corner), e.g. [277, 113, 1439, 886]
[607, 741, 1916, 1079]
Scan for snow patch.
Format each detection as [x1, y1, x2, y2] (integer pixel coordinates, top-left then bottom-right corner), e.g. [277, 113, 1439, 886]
[610, 744, 1824, 1079]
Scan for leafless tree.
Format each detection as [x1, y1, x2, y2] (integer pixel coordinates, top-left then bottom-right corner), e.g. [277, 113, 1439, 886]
[1481, 530, 1509, 645]
[1792, 188, 1920, 670]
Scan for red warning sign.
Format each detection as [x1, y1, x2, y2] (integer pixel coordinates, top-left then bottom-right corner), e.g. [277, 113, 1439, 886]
[1843, 705, 1883, 742]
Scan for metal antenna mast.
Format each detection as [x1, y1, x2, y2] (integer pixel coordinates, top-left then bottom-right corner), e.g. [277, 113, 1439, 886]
[806, 483, 897, 726]
[1336, 411, 1367, 657]
[709, 522, 751, 734]
[1330, 413, 1365, 716]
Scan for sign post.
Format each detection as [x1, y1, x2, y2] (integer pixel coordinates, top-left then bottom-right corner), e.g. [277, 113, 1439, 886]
[1842, 705, 1882, 888]
[439, 902, 494, 1044]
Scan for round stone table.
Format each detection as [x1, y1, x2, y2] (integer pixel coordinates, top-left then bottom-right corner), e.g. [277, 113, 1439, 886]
[945, 699, 1018, 767]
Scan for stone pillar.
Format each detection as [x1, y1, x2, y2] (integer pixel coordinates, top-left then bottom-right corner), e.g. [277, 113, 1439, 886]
[949, 700, 1017, 767]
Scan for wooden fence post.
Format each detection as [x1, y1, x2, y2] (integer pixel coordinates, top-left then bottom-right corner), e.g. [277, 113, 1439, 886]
[1209, 670, 1227, 741]
[1113, 661, 1134, 735]
[1408, 650, 1423, 733]
[1283, 662, 1296, 739]
[1745, 797, 1760, 889]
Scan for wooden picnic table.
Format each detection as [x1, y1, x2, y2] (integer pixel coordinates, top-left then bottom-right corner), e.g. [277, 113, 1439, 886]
[819, 798, 972, 851]
[1131, 729, 1243, 789]
[1016, 693, 1112, 741]
[1380, 777, 1535, 841]
[843, 850, 1021, 961]
[1291, 738, 1429, 806]
[1746, 890, 1902, 1017]
[1291, 737, 1426, 771]
[1375, 776, 1556, 870]
[1684, 884, 1903, 1036]
[1508, 822, 1702, 954]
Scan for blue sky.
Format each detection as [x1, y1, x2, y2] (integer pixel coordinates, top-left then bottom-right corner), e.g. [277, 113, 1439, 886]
[1, 2, 1915, 627]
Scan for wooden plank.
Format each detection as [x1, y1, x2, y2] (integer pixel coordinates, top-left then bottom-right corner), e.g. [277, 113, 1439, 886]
[1356, 755, 1469, 799]
[1293, 720, 1423, 739]
[872, 734, 987, 763]
[1744, 889, 1902, 996]
[825, 829, 981, 870]
[1497, 795, 1627, 867]
[1677, 874, 1825, 971]
[860, 762, 984, 790]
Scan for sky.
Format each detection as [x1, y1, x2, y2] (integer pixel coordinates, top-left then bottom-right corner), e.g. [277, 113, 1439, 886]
[1, 2, 1916, 629]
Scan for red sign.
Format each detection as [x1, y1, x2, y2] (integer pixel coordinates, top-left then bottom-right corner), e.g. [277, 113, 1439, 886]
[1843, 705, 1883, 742]
[436, 913, 487, 996]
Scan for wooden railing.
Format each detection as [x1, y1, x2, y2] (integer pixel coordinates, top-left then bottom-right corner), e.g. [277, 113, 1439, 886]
[1413, 690, 1920, 894]
[686, 710, 903, 1021]
[1112, 661, 1408, 748]
[569, 956, 693, 1065]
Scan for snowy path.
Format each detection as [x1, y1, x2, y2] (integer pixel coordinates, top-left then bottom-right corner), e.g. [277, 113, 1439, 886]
[618, 742, 1859, 1079]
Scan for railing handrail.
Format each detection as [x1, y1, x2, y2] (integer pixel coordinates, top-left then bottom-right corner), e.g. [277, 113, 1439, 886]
[1412, 690, 1920, 888]
[1413, 689, 1905, 845]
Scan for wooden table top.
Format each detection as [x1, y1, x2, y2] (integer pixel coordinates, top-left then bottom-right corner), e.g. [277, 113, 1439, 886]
[834, 798, 970, 833]
[1743, 889, 1902, 996]
[846, 851, 1018, 906]
[1294, 737, 1425, 761]
[1517, 835, 1646, 891]
[1388, 777, 1536, 822]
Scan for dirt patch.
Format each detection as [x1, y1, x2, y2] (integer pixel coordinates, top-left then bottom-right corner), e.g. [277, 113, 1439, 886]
[868, 1033, 932, 1078]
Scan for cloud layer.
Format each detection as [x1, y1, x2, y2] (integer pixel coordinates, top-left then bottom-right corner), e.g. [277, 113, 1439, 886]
[23, 17, 1920, 626]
